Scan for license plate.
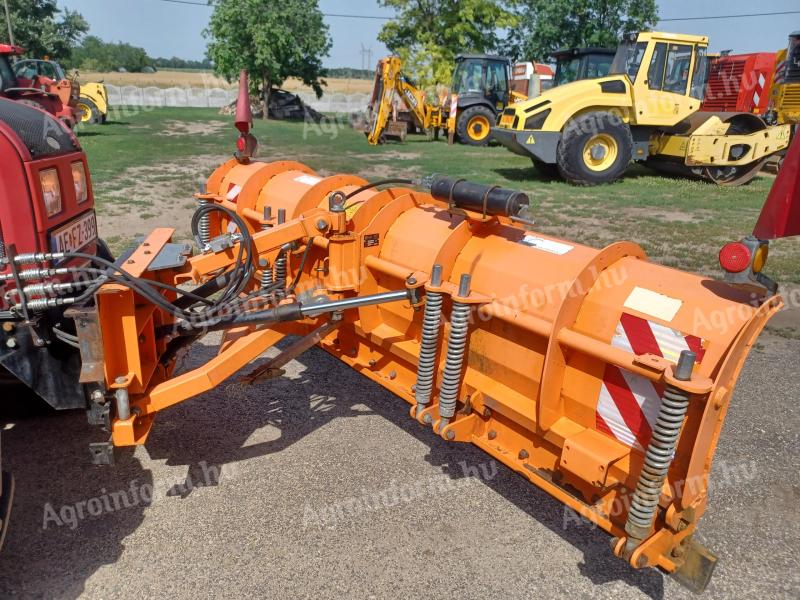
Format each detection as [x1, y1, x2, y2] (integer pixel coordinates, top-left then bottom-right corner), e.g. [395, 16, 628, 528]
[49, 211, 98, 253]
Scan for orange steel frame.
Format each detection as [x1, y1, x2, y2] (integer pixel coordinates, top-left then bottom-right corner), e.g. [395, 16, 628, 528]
[85, 158, 782, 588]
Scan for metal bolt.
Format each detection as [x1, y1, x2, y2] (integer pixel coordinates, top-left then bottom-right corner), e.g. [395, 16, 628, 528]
[407, 276, 417, 286]
[91, 389, 104, 402]
[518, 449, 529, 460]
[458, 273, 471, 297]
[674, 350, 697, 381]
[368, 359, 377, 367]
[126, 259, 134, 265]
[388, 370, 397, 380]
[423, 413, 432, 424]
[430, 264, 443, 287]
[316, 219, 328, 231]
[115, 376, 127, 385]
[487, 430, 497, 440]
[446, 430, 455, 440]
[264, 206, 272, 220]
[483, 407, 492, 418]
[6, 338, 17, 349]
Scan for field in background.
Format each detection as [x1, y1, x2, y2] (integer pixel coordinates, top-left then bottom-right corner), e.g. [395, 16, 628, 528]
[76, 107, 800, 295]
[79, 69, 374, 94]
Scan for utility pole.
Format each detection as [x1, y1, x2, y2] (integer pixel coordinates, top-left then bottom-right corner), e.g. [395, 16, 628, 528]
[360, 44, 372, 71]
[3, 0, 13, 47]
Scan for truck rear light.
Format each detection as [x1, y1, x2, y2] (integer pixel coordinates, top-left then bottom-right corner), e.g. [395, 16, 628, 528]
[39, 168, 62, 217]
[71, 161, 88, 203]
[718, 241, 751, 273]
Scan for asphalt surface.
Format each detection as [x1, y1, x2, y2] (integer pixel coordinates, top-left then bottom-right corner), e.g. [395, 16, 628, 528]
[0, 331, 797, 599]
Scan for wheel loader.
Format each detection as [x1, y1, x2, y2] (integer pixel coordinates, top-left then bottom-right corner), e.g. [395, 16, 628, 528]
[0, 71, 797, 593]
[492, 31, 792, 186]
[551, 47, 615, 87]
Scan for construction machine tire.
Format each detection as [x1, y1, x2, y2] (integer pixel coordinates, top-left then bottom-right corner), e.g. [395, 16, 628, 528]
[77, 98, 101, 124]
[457, 106, 496, 146]
[557, 112, 633, 185]
[532, 158, 560, 179]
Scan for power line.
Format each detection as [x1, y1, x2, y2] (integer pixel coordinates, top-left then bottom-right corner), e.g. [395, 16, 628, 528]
[150, 1, 799, 23]
[153, 0, 392, 19]
[659, 10, 800, 22]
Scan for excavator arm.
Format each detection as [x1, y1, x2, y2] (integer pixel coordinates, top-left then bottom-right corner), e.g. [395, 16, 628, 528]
[366, 56, 443, 145]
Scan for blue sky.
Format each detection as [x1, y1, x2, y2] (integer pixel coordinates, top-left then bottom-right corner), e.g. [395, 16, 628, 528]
[53, 0, 799, 67]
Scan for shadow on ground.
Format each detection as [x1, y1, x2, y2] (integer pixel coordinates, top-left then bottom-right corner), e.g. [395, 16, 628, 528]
[0, 338, 665, 598]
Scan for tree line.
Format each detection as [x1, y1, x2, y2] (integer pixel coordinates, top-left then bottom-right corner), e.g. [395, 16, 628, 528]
[4, 0, 660, 114]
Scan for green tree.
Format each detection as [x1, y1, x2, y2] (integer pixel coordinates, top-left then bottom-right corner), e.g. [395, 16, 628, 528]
[205, 0, 332, 119]
[70, 36, 151, 72]
[503, 0, 659, 62]
[378, 0, 518, 89]
[3, 0, 88, 61]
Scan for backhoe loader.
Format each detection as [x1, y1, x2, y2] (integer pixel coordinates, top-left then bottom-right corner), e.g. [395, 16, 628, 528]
[492, 31, 791, 186]
[365, 54, 527, 146]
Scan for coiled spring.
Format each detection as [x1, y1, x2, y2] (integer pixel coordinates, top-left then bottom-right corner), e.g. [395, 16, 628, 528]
[438, 274, 472, 422]
[414, 265, 444, 416]
[624, 350, 696, 547]
[260, 259, 273, 290]
[274, 252, 288, 298]
[197, 198, 211, 246]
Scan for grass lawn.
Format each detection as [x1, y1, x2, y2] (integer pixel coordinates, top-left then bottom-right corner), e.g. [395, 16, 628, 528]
[77, 107, 799, 287]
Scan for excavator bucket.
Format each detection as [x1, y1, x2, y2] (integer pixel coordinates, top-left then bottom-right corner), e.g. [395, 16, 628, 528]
[754, 133, 800, 239]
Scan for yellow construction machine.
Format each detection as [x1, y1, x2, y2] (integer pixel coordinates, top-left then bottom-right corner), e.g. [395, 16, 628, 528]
[769, 31, 800, 126]
[492, 31, 792, 185]
[364, 54, 527, 146]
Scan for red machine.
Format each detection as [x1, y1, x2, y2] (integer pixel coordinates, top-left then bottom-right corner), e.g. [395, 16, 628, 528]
[0, 97, 100, 405]
[702, 52, 777, 115]
[0, 44, 80, 128]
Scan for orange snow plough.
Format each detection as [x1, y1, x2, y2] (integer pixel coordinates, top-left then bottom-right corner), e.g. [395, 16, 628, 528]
[3, 73, 793, 591]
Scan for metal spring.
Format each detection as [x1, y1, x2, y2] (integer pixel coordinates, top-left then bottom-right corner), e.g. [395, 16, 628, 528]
[414, 265, 444, 416]
[624, 351, 696, 547]
[274, 252, 288, 298]
[260, 259, 273, 290]
[438, 274, 472, 422]
[198, 198, 211, 246]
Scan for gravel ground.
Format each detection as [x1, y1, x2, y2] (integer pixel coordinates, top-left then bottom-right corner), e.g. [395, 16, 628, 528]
[0, 333, 797, 599]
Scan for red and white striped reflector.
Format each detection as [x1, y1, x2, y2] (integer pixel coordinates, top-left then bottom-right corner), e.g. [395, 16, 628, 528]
[595, 313, 706, 450]
[226, 183, 242, 203]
